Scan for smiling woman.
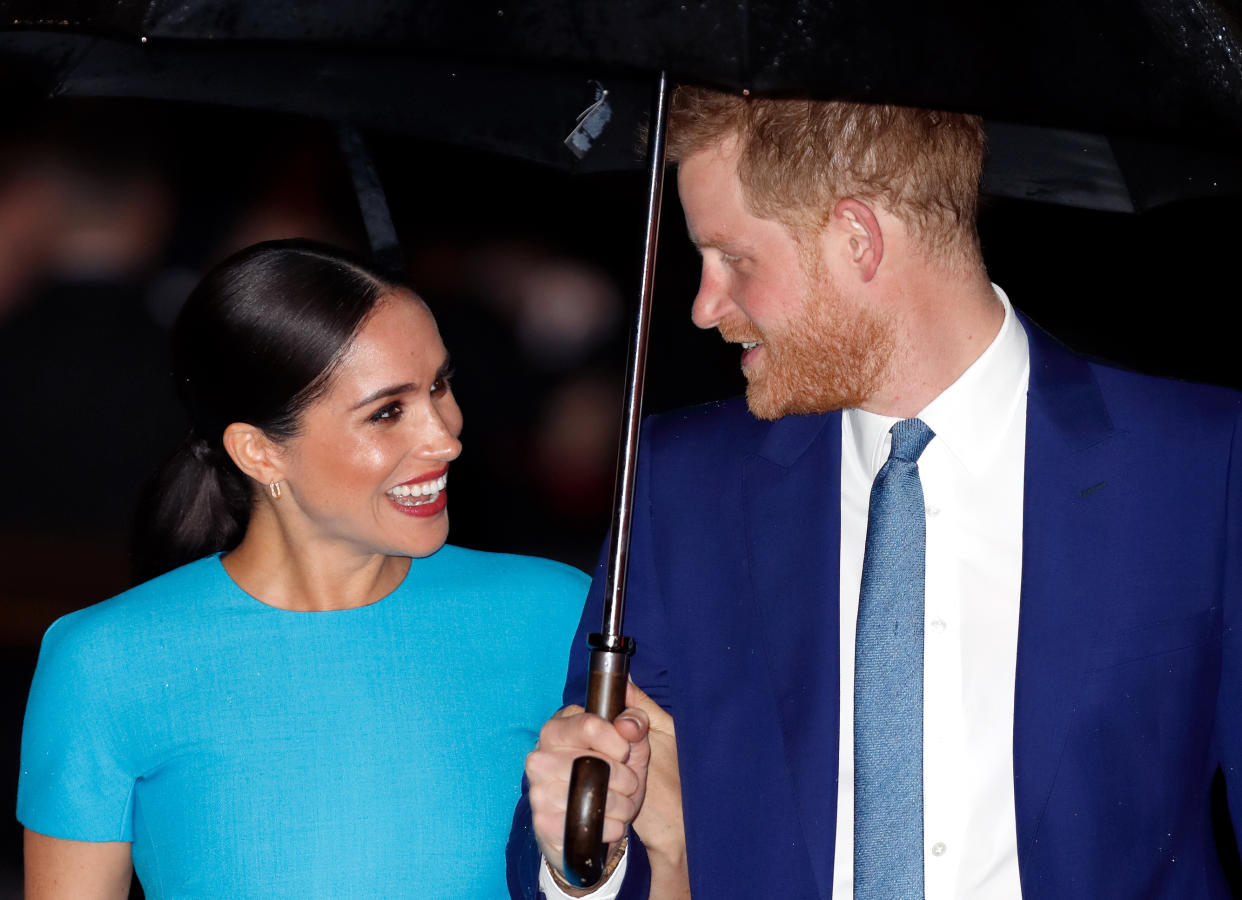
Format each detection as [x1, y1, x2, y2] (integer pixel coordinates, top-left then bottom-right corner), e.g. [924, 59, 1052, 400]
[219, 293, 465, 591]
[16, 241, 588, 899]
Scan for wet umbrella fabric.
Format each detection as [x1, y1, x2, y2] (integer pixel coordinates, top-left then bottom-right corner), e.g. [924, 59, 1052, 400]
[5, 0, 1242, 141]
[4, 0, 1242, 209]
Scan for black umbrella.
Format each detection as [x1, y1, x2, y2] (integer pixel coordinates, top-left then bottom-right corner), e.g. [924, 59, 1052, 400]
[5, 0, 1241, 138]
[5, 0, 1242, 887]
[5, 1, 1242, 207]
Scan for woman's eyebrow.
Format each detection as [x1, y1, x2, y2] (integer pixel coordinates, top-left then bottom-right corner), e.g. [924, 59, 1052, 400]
[351, 382, 417, 410]
[349, 356, 451, 410]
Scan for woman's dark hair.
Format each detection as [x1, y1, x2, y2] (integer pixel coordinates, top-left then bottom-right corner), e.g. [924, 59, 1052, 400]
[133, 239, 400, 582]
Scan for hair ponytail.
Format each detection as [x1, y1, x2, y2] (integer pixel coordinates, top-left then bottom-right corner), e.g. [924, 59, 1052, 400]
[132, 431, 253, 582]
[131, 240, 398, 582]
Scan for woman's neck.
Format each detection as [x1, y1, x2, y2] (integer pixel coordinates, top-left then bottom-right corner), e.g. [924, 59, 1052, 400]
[222, 510, 410, 611]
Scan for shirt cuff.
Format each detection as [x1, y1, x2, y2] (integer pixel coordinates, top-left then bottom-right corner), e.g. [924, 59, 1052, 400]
[537, 845, 628, 899]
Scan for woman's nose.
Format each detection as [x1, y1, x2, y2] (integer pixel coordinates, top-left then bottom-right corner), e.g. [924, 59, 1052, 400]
[417, 399, 463, 461]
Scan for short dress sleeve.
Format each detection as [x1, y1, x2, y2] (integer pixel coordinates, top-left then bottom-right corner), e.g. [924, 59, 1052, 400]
[18, 614, 139, 842]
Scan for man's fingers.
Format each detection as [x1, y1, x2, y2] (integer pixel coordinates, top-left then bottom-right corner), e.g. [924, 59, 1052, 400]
[526, 748, 643, 798]
[527, 702, 657, 870]
[614, 706, 650, 744]
[528, 757, 644, 866]
[625, 679, 653, 708]
[533, 804, 634, 864]
[537, 709, 634, 762]
[539, 698, 661, 752]
[626, 680, 675, 733]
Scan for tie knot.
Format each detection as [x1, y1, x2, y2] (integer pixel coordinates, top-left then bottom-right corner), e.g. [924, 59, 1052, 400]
[888, 418, 934, 462]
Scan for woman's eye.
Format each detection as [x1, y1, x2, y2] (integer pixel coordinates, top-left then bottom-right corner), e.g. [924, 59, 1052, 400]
[431, 371, 454, 395]
[370, 402, 403, 422]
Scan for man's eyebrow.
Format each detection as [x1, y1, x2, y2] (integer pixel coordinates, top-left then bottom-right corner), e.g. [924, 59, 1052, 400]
[685, 227, 727, 253]
[689, 233, 721, 253]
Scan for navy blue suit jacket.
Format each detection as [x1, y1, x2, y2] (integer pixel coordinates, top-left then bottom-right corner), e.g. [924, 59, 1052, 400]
[509, 320, 1242, 898]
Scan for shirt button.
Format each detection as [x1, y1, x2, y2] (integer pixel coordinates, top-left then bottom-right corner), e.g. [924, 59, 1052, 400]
[931, 842, 947, 857]
[930, 618, 947, 633]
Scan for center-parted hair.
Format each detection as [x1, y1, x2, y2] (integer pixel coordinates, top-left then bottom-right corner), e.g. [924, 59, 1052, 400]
[666, 86, 987, 261]
[133, 239, 400, 581]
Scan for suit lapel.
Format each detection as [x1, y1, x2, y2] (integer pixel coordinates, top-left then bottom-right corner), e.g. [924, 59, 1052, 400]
[1013, 319, 1119, 870]
[742, 410, 843, 900]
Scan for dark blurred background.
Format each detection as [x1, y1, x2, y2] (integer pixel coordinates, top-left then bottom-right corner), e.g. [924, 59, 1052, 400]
[1, 98, 1239, 896]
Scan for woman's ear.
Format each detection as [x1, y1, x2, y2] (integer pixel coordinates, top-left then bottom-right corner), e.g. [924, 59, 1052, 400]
[221, 423, 284, 486]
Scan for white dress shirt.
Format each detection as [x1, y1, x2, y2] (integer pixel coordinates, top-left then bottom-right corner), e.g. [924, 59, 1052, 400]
[539, 846, 628, 899]
[545, 286, 1029, 899]
[833, 285, 1029, 898]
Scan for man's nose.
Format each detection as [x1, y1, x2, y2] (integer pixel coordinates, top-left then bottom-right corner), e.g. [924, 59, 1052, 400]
[690, 272, 730, 330]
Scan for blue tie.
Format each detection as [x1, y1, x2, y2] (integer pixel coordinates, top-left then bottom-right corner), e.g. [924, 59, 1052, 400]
[854, 418, 934, 900]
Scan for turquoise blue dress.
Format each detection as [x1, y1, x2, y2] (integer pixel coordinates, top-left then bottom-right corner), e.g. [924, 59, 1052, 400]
[18, 546, 587, 899]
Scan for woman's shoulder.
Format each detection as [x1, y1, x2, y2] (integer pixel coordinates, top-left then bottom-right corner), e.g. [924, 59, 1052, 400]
[419, 544, 590, 595]
[401, 546, 589, 639]
[40, 556, 227, 656]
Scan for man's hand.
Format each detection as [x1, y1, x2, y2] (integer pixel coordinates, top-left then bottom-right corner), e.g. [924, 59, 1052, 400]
[631, 688, 691, 899]
[526, 681, 654, 879]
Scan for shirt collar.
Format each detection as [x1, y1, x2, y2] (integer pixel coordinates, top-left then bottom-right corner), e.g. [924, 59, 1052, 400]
[844, 284, 1030, 478]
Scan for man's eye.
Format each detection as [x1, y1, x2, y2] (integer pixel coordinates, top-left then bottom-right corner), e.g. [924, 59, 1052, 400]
[370, 402, 403, 422]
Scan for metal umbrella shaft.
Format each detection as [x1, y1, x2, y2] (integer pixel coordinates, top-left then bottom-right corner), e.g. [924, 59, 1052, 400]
[561, 70, 669, 889]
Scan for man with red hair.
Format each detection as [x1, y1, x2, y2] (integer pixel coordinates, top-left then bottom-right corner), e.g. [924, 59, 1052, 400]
[511, 86, 1242, 900]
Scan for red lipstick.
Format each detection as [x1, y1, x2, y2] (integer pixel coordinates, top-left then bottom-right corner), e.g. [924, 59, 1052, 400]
[386, 465, 450, 517]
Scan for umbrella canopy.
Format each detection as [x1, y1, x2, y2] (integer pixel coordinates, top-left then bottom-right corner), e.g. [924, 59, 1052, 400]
[6, 0, 1242, 138]
[4, 0, 1242, 210]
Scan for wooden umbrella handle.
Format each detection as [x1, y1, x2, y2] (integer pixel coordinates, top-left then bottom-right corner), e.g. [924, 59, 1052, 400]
[562, 639, 633, 885]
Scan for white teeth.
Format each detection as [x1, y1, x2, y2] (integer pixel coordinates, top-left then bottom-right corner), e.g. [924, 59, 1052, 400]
[387, 473, 448, 504]
[742, 341, 761, 350]
[391, 491, 439, 507]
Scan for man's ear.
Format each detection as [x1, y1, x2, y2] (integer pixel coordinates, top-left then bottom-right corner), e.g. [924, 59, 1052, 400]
[221, 422, 284, 486]
[832, 198, 884, 283]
